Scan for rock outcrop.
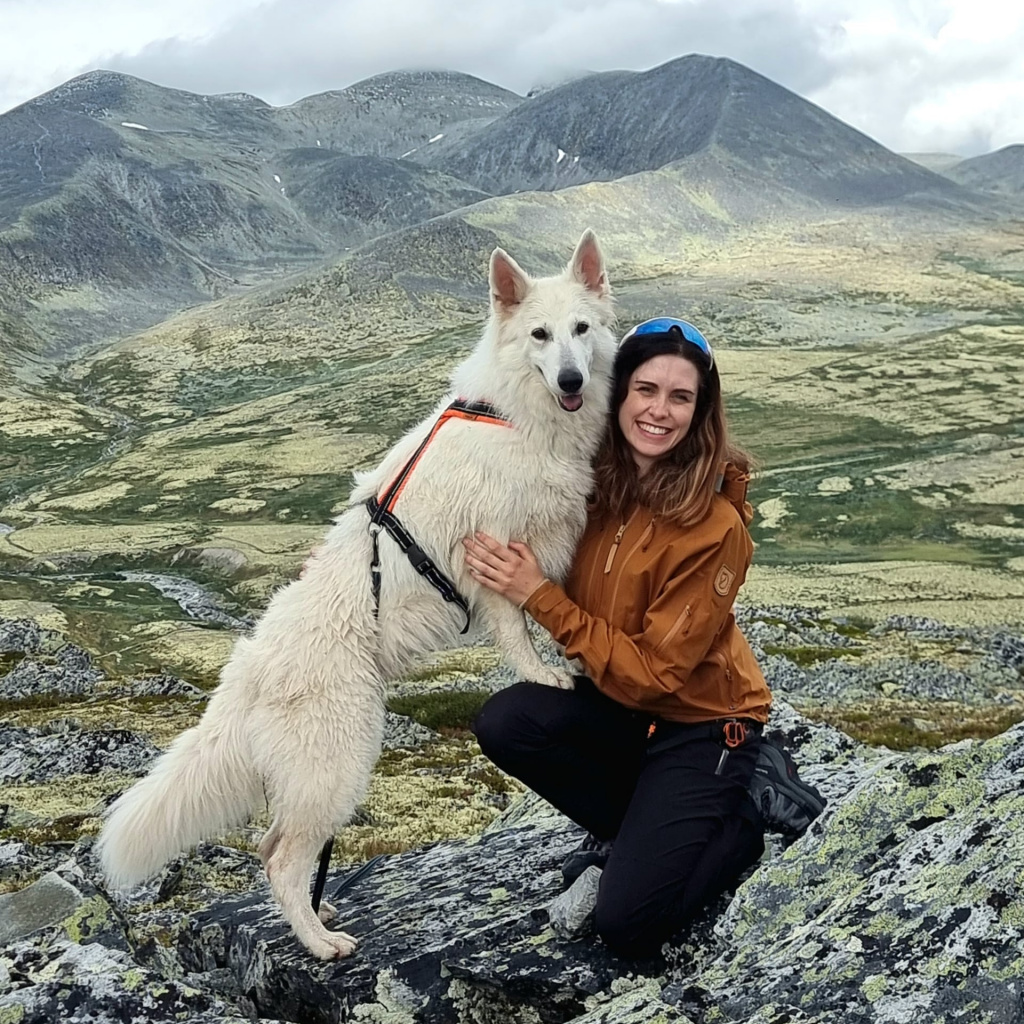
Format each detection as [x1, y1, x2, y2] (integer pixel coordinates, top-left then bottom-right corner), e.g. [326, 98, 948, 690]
[2, 610, 1023, 1023]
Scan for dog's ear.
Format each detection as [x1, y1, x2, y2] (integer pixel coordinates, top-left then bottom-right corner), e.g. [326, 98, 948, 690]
[490, 248, 530, 313]
[569, 229, 609, 299]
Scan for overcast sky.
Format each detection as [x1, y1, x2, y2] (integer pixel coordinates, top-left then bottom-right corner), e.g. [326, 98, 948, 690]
[2, 0, 1022, 157]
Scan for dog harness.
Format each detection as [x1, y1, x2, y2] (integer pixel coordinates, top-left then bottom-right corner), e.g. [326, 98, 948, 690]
[366, 398, 512, 634]
[310, 399, 514, 913]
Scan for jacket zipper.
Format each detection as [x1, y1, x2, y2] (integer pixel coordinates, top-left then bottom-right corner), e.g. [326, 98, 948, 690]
[604, 520, 629, 573]
[609, 517, 654, 611]
[655, 603, 692, 654]
[709, 649, 739, 712]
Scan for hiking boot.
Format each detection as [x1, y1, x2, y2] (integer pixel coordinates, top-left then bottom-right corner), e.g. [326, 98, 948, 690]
[748, 739, 826, 838]
[561, 833, 613, 886]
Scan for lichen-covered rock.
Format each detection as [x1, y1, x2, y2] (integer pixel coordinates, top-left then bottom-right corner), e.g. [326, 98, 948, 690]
[664, 722, 1024, 1023]
[763, 652, 1019, 707]
[0, 620, 69, 658]
[0, 619, 103, 700]
[738, 608, 1024, 711]
[0, 853, 288, 1022]
[0, 723, 158, 783]
[0, 871, 86, 945]
[119, 673, 206, 699]
[564, 979, 688, 1023]
[162, 713, 1024, 1023]
[0, 937, 266, 1023]
[382, 711, 439, 751]
[175, 813, 646, 1024]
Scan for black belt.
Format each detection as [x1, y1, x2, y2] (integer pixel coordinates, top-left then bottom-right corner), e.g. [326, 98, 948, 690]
[650, 716, 763, 748]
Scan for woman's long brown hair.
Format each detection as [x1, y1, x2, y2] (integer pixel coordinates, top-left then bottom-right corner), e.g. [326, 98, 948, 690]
[591, 329, 750, 527]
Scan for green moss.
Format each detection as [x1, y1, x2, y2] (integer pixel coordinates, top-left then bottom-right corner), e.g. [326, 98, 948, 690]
[0, 651, 26, 675]
[730, 396, 916, 472]
[0, 812, 95, 845]
[762, 644, 864, 667]
[802, 704, 1024, 750]
[0, 772, 134, 829]
[833, 617, 875, 638]
[0, 691, 94, 715]
[0, 692, 204, 748]
[387, 690, 492, 733]
[0, 1007, 27, 1024]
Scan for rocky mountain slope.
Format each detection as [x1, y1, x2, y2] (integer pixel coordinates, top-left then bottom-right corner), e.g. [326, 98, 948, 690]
[947, 144, 1024, 196]
[1, 611, 1022, 1022]
[414, 55, 972, 207]
[0, 69, 519, 366]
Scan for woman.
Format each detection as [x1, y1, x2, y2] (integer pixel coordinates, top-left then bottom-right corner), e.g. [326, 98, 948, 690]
[463, 316, 772, 959]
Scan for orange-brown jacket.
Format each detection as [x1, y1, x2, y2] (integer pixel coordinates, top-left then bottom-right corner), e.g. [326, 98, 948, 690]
[522, 464, 771, 723]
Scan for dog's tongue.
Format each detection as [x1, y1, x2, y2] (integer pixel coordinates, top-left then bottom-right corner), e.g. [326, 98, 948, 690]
[559, 394, 584, 412]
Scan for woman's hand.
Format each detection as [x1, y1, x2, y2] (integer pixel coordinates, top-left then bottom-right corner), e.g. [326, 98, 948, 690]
[462, 532, 547, 607]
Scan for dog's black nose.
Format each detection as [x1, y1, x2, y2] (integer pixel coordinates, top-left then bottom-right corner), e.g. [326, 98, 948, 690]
[557, 369, 584, 394]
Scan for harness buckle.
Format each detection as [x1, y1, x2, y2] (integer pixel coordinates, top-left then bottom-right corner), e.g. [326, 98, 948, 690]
[723, 720, 748, 749]
[405, 542, 431, 575]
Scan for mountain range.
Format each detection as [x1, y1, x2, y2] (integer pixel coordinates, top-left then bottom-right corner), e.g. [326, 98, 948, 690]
[3, 54, 1017, 377]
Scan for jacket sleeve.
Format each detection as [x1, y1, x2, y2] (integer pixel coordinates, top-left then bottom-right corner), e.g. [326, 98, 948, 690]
[522, 518, 751, 710]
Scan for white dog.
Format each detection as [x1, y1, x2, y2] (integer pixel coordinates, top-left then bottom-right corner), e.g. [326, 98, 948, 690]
[97, 230, 616, 959]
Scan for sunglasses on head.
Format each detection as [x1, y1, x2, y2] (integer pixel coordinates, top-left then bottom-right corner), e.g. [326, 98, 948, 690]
[620, 317, 714, 369]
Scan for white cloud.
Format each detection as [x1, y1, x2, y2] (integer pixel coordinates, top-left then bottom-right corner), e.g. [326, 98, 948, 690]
[806, 0, 1024, 153]
[0, 0, 265, 112]
[1, 0, 1022, 155]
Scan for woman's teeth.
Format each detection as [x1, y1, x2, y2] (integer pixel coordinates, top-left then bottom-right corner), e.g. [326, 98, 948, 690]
[638, 422, 669, 436]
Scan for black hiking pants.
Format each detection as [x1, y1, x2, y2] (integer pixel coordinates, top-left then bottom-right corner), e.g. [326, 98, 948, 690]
[472, 678, 765, 958]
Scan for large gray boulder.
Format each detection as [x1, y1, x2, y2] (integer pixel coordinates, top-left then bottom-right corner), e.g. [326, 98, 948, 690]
[169, 711, 1024, 1023]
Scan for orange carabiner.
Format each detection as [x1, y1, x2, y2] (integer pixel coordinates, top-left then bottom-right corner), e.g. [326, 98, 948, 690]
[723, 721, 747, 749]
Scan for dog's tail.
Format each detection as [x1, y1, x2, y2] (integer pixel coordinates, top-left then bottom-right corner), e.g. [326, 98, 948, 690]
[96, 690, 260, 888]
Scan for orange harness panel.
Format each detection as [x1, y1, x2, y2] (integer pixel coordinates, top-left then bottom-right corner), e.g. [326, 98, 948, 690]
[379, 401, 512, 513]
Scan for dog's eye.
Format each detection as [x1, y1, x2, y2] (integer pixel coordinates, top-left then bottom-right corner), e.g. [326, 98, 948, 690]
[531, 328, 549, 341]
[576, 322, 590, 335]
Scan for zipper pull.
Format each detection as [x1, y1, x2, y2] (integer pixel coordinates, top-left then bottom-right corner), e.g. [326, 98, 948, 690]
[604, 522, 627, 574]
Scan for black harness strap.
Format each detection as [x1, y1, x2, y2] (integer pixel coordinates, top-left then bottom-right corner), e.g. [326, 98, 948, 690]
[368, 496, 472, 633]
[311, 843, 386, 913]
[366, 398, 511, 636]
[311, 838, 333, 914]
[447, 399, 509, 418]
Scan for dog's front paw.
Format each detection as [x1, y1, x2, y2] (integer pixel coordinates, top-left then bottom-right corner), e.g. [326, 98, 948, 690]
[307, 929, 358, 959]
[535, 667, 576, 690]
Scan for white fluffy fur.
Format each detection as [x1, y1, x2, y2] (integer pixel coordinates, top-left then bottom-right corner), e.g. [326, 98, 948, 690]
[96, 230, 617, 959]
